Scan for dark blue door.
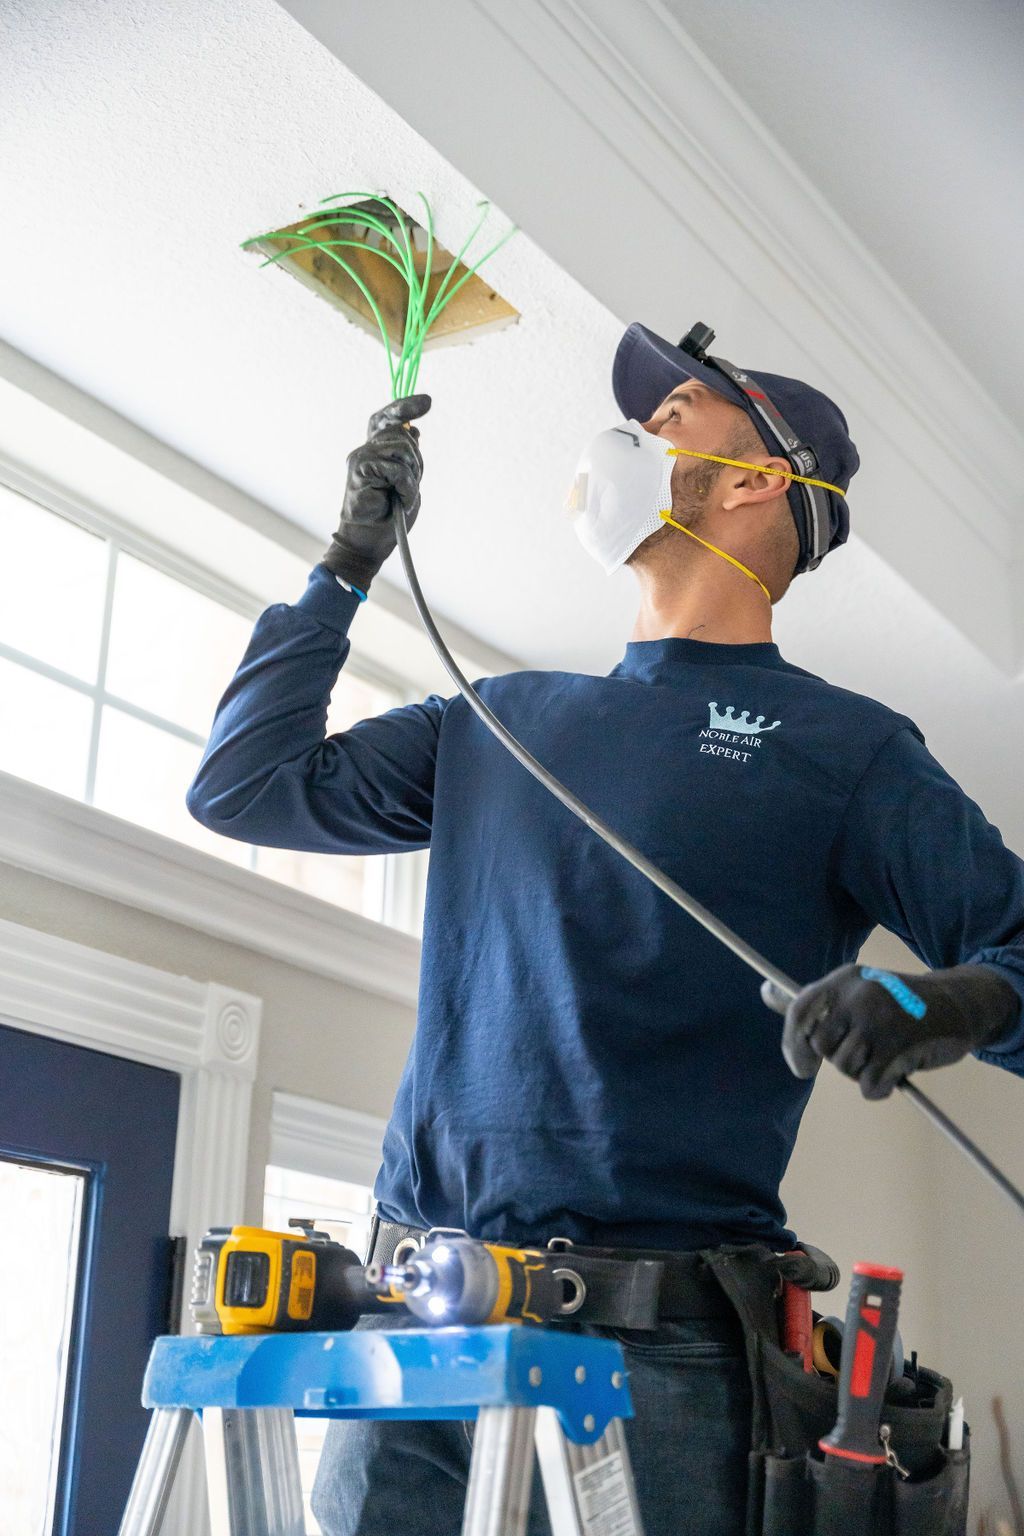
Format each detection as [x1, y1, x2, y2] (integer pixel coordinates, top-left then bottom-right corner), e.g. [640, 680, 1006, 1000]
[0, 1022, 180, 1535]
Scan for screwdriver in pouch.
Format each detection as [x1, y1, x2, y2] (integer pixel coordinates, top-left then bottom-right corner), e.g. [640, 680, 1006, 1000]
[820, 1262, 903, 1466]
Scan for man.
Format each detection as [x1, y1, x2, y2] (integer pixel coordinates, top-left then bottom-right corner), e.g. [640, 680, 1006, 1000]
[187, 322, 1024, 1535]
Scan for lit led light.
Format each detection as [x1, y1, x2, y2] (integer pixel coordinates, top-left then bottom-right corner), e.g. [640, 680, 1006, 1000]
[427, 1295, 448, 1317]
[431, 1245, 451, 1265]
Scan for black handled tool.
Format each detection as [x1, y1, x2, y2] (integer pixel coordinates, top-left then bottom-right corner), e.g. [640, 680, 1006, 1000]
[820, 1263, 903, 1465]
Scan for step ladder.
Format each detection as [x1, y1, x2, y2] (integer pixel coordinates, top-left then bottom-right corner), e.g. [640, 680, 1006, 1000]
[118, 1324, 646, 1536]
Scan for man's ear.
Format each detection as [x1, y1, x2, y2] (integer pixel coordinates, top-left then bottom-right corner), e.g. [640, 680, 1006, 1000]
[720, 457, 792, 512]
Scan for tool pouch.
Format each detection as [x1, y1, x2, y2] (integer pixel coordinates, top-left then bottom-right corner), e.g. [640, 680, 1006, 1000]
[700, 1244, 970, 1536]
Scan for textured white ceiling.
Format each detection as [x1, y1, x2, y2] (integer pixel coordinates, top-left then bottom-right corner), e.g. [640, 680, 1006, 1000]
[2, 0, 1024, 848]
[661, 0, 1024, 425]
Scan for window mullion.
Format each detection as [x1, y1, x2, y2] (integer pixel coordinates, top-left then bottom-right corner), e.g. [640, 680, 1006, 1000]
[84, 542, 118, 805]
[96, 689, 207, 749]
[0, 639, 99, 701]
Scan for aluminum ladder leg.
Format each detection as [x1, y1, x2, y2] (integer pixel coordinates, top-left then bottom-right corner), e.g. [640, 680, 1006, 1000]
[120, 1401, 643, 1536]
[462, 1403, 643, 1536]
[117, 1408, 192, 1536]
[117, 1404, 304, 1536]
[202, 1406, 304, 1535]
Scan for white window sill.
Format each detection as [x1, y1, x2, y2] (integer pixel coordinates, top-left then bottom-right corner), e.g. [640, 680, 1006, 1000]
[0, 770, 421, 1006]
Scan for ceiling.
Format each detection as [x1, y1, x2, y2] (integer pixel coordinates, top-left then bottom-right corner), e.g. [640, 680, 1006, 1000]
[663, 0, 1024, 424]
[3, 0, 1024, 844]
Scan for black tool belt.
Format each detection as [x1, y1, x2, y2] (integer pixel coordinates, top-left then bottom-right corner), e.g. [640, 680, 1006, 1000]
[700, 1244, 970, 1536]
[366, 1215, 735, 1330]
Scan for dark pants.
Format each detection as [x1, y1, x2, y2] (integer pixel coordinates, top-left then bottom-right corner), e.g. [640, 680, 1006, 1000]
[310, 1312, 752, 1536]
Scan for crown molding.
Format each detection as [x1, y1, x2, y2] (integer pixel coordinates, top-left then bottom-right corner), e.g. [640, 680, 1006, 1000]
[0, 915, 261, 1535]
[269, 1091, 386, 1189]
[0, 771, 422, 1008]
[283, 0, 1023, 670]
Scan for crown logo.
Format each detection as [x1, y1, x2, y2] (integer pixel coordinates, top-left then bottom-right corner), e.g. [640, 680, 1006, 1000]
[708, 702, 781, 734]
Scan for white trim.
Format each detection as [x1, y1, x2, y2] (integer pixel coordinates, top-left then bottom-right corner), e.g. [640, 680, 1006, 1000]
[0, 770, 422, 1007]
[269, 1092, 386, 1189]
[0, 915, 262, 1536]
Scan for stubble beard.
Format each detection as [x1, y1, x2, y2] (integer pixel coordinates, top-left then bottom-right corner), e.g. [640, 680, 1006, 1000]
[668, 454, 719, 537]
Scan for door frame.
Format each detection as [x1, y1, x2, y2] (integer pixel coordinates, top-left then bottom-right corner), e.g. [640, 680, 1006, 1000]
[0, 914, 261, 1535]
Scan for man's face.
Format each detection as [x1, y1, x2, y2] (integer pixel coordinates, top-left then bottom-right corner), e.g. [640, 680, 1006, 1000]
[627, 376, 799, 584]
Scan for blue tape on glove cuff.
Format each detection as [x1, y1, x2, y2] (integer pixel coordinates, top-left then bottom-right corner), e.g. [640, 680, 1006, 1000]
[859, 967, 927, 1020]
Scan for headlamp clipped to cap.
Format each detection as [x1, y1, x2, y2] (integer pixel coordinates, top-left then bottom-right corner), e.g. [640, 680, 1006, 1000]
[676, 323, 831, 572]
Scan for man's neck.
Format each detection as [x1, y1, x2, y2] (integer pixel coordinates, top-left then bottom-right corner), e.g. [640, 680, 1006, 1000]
[630, 565, 774, 645]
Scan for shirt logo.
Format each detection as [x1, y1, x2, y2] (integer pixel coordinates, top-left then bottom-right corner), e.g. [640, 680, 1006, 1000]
[699, 702, 781, 764]
[707, 702, 780, 734]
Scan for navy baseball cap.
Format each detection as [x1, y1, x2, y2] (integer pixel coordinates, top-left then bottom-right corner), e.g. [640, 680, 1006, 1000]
[612, 322, 859, 572]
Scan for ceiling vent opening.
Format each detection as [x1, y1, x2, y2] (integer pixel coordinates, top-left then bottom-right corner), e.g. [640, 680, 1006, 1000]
[252, 196, 519, 353]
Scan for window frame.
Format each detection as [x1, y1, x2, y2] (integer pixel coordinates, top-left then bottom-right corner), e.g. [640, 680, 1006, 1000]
[0, 460, 428, 934]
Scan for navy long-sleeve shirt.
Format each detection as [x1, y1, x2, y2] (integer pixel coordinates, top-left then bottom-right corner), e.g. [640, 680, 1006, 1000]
[187, 564, 1024, 1249]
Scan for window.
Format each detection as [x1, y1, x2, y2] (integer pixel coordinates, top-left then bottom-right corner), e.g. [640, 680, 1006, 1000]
[0, 1158, 87, 1536]
[263, 1162, 377, 1536]
[263, 1165, 375, 1264]
[265, 1092, 385, 1535]
[0, 481, 428, 933]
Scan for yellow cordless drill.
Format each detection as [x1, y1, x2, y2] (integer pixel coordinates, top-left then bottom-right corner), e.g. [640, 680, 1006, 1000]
[190, 1224, 573, 1335]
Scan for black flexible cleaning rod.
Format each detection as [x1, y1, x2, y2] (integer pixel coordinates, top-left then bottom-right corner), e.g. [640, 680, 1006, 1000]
[393, 509, 1024, 1222]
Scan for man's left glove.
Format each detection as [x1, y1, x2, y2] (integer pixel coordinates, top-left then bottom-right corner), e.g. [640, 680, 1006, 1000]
[779, 962, 1020, 1099]
[322, 394, 431, 594]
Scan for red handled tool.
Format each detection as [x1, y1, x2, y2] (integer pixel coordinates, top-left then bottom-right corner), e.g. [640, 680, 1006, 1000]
[820, 1262, 903, 1465]
[779, 1251, 814, 1371]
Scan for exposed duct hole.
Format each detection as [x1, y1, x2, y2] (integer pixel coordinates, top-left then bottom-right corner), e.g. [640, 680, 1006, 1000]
[252, 196, 519, 352]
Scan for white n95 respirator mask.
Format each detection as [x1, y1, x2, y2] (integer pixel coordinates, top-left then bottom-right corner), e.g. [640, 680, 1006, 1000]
[566, 420, 675, 574]
[566, 419, 774, 602]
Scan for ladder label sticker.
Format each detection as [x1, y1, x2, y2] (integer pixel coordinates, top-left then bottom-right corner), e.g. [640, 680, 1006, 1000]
[573, 1450, 639, 1536]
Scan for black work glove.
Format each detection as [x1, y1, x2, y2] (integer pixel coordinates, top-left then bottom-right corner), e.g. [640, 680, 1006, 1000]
[322, 394, 431, 593]
[776, 962, 1020, 1099]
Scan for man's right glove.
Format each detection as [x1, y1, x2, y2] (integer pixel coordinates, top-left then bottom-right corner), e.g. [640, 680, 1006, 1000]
[321, 393, 431, 594]
[778, 961, 1021, 1099]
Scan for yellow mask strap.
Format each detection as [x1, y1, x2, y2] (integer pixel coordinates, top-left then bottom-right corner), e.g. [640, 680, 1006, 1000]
[658, 511, 772, 603]
[666, 446, 846, 497]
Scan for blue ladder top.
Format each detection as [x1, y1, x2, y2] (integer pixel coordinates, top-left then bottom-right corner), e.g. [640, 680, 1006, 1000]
[144, 1325, 634, 1445]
